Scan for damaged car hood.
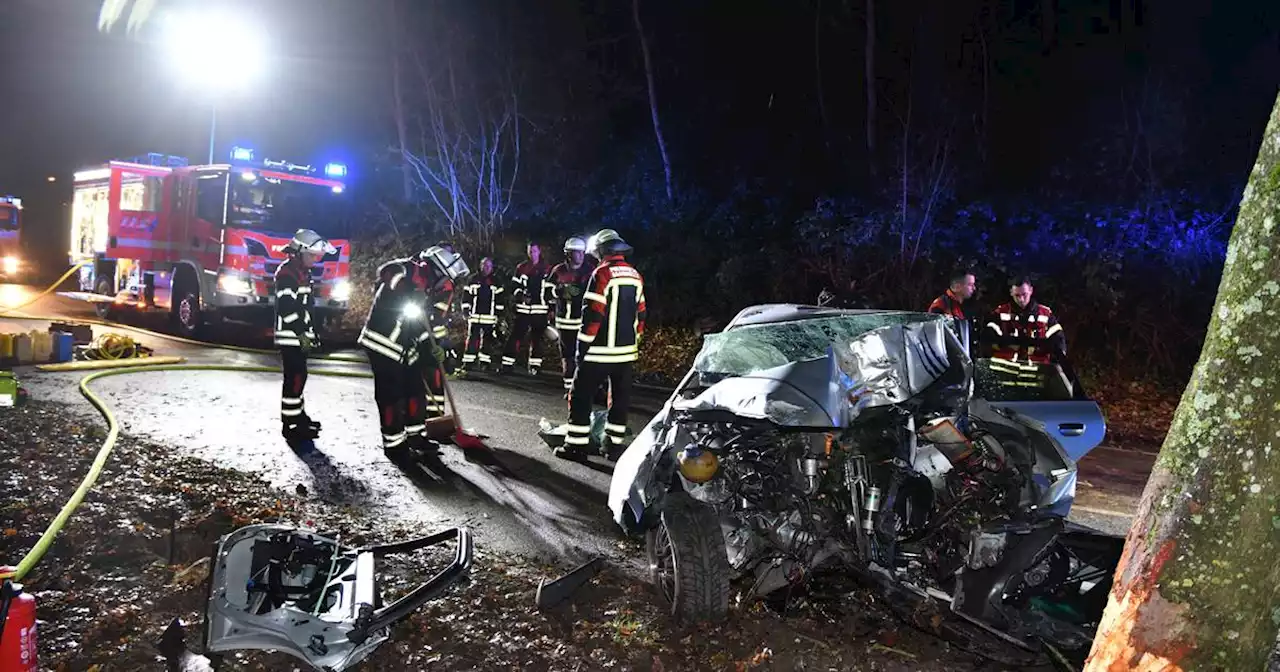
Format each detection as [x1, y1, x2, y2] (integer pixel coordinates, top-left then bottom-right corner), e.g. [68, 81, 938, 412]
[676, 312, 969, 427]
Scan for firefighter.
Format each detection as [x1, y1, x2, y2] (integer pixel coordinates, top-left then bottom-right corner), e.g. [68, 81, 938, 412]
[357, 246, 470, 467]
[275, 229, 336, 442]
[460, 256, 504, 373]
[560, 229, 646, 461]
[983, 275, 1078, 393]
[501, 242, 555, 375]
[927, 269, 976, 319]
[985, 275, 1065, 363]
[548, 236, 595, 395]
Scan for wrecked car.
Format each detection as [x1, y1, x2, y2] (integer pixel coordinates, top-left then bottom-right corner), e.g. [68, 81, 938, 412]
[608, 304, 1123, 655]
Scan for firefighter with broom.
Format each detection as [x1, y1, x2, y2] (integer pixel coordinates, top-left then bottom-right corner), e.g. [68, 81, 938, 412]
[357, 245, 470, 469]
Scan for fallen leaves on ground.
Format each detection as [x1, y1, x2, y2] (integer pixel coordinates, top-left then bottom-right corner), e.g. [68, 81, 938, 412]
[2, 399, 1029, 671]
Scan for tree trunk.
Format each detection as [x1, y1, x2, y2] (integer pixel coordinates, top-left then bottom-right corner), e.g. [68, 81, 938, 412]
[388, 0, 413, 202]
[632, 0, 674, 203]
[1084, 92, 1280, 671]
[864, 0, 876, 171]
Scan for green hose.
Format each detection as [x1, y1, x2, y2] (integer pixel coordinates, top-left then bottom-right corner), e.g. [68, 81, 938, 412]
[1, 363, 376, 582]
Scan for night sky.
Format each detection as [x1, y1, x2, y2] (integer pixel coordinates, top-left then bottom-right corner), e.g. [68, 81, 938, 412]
[0, 0, 386, 264]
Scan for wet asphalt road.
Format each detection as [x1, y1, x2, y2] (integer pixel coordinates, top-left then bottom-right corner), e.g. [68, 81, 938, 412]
[1, 283, 1138, 572]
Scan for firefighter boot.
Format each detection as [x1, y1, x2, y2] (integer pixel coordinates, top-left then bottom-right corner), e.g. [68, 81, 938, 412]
[282, 421, 320, 443]
[407, 434, 442, 462]
[384, 447, 419, 471]
[299, 413, 322, 434]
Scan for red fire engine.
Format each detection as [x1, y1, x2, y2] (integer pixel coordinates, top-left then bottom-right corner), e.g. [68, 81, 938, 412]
[0, 196, 23, 281]
[66, 149, 352, 337]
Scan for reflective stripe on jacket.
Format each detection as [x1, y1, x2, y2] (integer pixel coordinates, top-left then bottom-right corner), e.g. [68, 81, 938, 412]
[274, 258, 316, 347]
[577, 255, 646, 363]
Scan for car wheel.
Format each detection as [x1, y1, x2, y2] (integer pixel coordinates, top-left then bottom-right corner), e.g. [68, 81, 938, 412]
[644, 493, 730, 623]
[94, 277, 115, 320]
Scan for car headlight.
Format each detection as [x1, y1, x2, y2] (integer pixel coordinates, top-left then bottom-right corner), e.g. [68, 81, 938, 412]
[331, 279, 351, 302]
[217, 274, 254, 295]
[2, 256, 18, 275]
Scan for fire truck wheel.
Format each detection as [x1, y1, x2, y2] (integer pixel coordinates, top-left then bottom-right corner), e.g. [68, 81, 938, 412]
[173, 285, 203, 338]
[93, 278, 114, 320]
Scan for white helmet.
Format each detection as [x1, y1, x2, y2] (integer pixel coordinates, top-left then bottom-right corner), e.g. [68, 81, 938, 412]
[278, 229, 337, 256]
[416, 245, 470, 284]
[564, 236, 587, 253]
[586, 228, 632, 259]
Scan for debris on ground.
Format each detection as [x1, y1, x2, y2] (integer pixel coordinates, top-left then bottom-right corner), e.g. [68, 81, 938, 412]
[0, 400, 1039, 670]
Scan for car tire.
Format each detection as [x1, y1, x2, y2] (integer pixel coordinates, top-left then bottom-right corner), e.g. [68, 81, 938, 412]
[93, 277, 115, 320]
[644, 492, 730, 623]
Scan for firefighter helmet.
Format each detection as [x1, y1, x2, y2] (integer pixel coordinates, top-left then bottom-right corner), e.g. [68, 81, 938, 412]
[279, 229, 337, 256]
[564, 236, 587, 253]
[416, 245, 471, 284]
[587, 229, 632, 258]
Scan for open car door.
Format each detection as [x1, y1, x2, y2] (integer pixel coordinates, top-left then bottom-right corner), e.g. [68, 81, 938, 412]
[972, 357, 1107, 462]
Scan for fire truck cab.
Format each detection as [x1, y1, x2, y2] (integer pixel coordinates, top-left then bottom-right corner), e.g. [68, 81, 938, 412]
[0, 196, 23, 281]
[68, 149, 352, 337]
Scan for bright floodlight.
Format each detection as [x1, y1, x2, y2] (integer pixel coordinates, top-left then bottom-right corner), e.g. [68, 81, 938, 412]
[230, 146, 255, 162]
[161, 9, 267, 89]
[324, 163, 347, 178]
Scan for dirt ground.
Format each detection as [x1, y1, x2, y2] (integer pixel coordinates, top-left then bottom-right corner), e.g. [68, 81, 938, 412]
[0, 400, 1061, 671]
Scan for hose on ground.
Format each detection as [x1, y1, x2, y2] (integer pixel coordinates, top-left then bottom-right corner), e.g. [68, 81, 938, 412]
[0, 362, 377, 582]
[81, 333, 151, 360]
[0, 262, 89, 317]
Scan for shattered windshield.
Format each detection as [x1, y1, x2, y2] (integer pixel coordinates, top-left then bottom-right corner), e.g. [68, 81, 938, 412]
[693, 312, 946, 378]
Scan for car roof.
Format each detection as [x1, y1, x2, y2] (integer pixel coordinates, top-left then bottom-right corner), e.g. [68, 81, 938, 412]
[726, 303, 935, 329]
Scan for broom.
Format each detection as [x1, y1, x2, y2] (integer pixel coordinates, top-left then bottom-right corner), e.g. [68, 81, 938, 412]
[420, 323, 492, 453]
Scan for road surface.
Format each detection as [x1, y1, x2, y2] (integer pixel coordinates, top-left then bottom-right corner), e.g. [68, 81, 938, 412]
[0, 282, 1150, 572]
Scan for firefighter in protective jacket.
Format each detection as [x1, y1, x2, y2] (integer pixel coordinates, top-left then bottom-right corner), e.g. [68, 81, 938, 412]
[984, 275, 1065, 364]
[560, 229, 646, 460]
[460, 256, 504, 373]
[548, 236, 595, 394]
[275, 229, 336, 442]
[357, 246, 470, 467]
[501, 242, 555, 375]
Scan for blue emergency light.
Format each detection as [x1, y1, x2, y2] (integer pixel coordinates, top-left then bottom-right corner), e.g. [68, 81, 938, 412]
[324, 162, 347, 178]
[230, 146, 255, 162]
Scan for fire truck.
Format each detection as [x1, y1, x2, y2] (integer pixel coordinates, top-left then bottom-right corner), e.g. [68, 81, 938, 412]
[0, 196, 22, 281]
[67, 148, 352, 337]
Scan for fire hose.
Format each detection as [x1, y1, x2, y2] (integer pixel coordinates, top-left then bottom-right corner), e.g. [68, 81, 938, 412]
[0, 268, 477, 668]
[0, 266, 467, 581]
[0, 268, 384, 582]
[0, 362, 376, 583]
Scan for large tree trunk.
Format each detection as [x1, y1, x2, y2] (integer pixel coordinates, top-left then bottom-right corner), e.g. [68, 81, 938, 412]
[632, 0, 674, 203]
[1084, 92, 1280, 670]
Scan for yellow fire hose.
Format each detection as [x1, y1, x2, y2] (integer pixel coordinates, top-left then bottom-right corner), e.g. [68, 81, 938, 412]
[0, 363, 378, 582]
[0, 262, 88, 316]
[0, 267, 377, 581]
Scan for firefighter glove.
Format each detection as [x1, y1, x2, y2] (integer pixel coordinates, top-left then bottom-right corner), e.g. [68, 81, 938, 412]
[298, 334, 314, 352]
